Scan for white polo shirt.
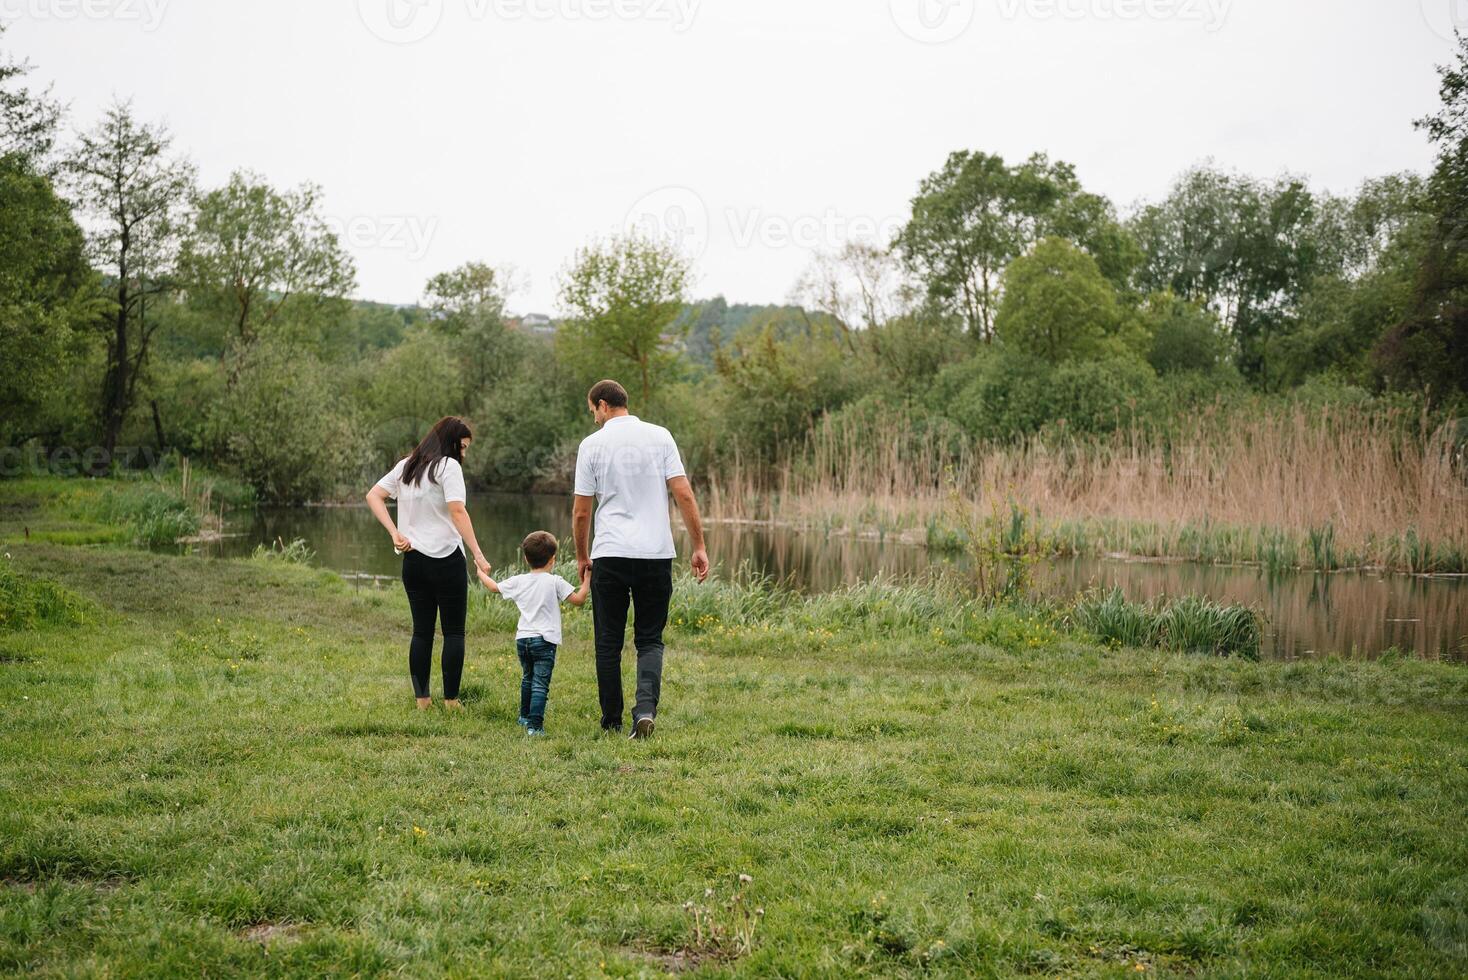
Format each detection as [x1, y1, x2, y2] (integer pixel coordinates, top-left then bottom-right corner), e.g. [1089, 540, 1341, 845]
[374, 457, 466, 559]
[574, 415, 686, 560]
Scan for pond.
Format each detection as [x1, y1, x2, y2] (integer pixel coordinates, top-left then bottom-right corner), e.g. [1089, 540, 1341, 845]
[198, 494, 1468, 662]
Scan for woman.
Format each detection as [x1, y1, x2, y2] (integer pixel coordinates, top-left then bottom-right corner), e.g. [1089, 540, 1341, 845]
[366, 416, 491, 710]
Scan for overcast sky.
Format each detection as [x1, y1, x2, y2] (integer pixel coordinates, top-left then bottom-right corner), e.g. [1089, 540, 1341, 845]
[5, 0, 1458, 313]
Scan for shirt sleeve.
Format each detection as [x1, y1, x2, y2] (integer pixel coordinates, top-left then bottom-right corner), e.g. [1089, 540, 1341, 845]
[556, 577, 575, 602]
[497, 575, 523, 601]
[663, 434, 686, 481]
[375, 459, 405, 498]
[573, 438, 599, 497]
[440, 458, 466, 504]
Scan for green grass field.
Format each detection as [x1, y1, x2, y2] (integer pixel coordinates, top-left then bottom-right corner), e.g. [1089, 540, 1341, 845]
[2, 484, 1467, 977]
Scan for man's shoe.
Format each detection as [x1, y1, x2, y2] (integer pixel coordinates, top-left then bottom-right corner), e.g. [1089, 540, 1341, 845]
[629, 716, 655, 740]
[517, 716, 530, 728]
[526, 727, 546, 737]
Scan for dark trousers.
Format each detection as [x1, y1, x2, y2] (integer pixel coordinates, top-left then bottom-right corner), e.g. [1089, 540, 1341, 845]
[516, 637, 557, 729]
[401, 549, 467, 700]
[591, 557, 673, 729]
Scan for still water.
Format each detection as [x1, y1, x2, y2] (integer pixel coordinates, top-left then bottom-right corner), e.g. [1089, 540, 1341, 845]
[200, 494, 1468, 662]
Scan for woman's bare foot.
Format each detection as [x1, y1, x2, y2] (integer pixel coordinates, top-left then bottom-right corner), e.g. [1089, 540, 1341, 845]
[416, 697, 433, 710]
[443, 699, 463, 711]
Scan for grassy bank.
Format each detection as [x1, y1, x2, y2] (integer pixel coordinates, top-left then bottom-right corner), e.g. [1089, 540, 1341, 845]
[0, 462, 254, 548]
[708, 406, 1468, 574]
[2, 491, 1467, 976]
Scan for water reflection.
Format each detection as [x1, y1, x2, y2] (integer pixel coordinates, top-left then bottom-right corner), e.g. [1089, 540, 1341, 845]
[199, 495, 1468, 662]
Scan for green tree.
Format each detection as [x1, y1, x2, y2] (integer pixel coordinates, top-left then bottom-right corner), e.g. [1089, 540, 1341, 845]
[713, 315, 857, 461]
[68, 101, 196, 460]
[994, 238, 1125, 363]
[893, 151, 1120, 339]
[210, 339, 365, 503]
[0, 24, 62, 169]
[422, 261, 525, 396]
[356, 328, 467, 469]
[179, 170, 355, 347]
[555, 234, 691, 405]
[1129, 165, 1325, 388]
[0, 154, 103, 445]
[1373, 35, 1468, 398]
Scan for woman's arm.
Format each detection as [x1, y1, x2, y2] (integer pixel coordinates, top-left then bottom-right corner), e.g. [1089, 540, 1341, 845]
[447, 501, 491, 575]
[366, 485, 411, 552]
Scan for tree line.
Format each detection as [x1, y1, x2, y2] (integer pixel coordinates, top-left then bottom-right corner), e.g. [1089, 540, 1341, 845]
[3, 25, 1465, 502]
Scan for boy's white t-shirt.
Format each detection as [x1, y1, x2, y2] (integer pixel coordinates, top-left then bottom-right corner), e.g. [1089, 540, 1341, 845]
[573, 415, 686, 560]
[374, 457, 466, 559]
[497, 572, 576, 645]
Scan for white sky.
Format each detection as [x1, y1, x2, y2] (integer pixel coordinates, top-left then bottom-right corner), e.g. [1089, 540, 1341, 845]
[5, 0, 1457, 313]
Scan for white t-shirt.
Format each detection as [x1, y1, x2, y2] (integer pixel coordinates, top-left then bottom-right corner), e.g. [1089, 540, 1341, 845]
[374, 457, 467, 559]
[497, 572, 576, 645]
[574, 415, 686, 560]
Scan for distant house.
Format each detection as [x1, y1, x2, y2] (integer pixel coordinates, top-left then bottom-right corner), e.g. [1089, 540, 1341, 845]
[521, 313, 554, 335]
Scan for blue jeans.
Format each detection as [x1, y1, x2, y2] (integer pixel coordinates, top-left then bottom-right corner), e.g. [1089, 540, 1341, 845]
[516, 637, 557, 729]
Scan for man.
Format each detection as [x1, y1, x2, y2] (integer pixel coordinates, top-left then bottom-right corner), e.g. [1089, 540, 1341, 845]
[573, 379, 709, 739]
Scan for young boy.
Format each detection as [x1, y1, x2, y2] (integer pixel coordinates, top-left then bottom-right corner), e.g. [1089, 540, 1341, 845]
[477, 531, 589, 736]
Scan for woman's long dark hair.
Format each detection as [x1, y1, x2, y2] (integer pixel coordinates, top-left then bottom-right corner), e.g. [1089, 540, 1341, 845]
[401, 416, 472, 487]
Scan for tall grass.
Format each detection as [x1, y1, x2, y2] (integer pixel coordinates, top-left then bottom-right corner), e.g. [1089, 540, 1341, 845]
[707, 404, 1468, 574]
[1071, 587, 1263, 659]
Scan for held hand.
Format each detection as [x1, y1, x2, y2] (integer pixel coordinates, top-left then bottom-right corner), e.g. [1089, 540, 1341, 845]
[578, 557, 593, 583]
[476, 566, 494, 589]
[391, 531, 412, 553]
[579, 563, 590, 583]
[690, 548, 710, 583]
[474, 553, 491, 576]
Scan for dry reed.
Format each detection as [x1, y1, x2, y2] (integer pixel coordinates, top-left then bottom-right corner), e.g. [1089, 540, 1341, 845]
[705, 405, 1468, 573]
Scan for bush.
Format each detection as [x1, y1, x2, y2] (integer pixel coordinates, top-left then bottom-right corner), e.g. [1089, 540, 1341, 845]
[1045, 356, 1160, 435]
[466, 369, 586, 490]
[1145, 294, 1231, 375]
[0, 561, 86, 631]
[81, 481, 201, 546]
[936, 349, 1159, 440]
[210, 340, 368, 503]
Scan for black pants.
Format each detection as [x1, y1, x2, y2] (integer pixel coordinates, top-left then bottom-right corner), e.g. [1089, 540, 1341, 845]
[591, 557, 673, 729]
[401, 549, 467, 700]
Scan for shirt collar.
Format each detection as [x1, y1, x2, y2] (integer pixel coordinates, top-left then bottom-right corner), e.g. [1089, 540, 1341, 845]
[604, 414, 639, 426]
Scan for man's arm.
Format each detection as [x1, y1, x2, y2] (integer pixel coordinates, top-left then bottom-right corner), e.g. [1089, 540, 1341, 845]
[573, 494, 595, 581]
[668, 475, 709, 582]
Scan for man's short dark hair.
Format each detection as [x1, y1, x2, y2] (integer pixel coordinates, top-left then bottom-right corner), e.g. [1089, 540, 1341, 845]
[587, 379, 629, 409]
[522, 531, 558, 569]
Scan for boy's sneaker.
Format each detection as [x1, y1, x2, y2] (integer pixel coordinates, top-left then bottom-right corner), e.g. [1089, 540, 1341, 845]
[526, 727, 546, 737]
[629, 716, 655, 740]
[517, 717, 530, 728]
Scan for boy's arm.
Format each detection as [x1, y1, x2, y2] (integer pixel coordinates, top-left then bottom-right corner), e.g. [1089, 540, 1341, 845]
[566, 566, 590, 607]
[476, 565, 500, 593]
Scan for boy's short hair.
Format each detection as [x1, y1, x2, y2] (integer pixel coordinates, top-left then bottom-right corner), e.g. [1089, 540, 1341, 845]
[521, 531, 558, 568]
[587, 379, 629, 409]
